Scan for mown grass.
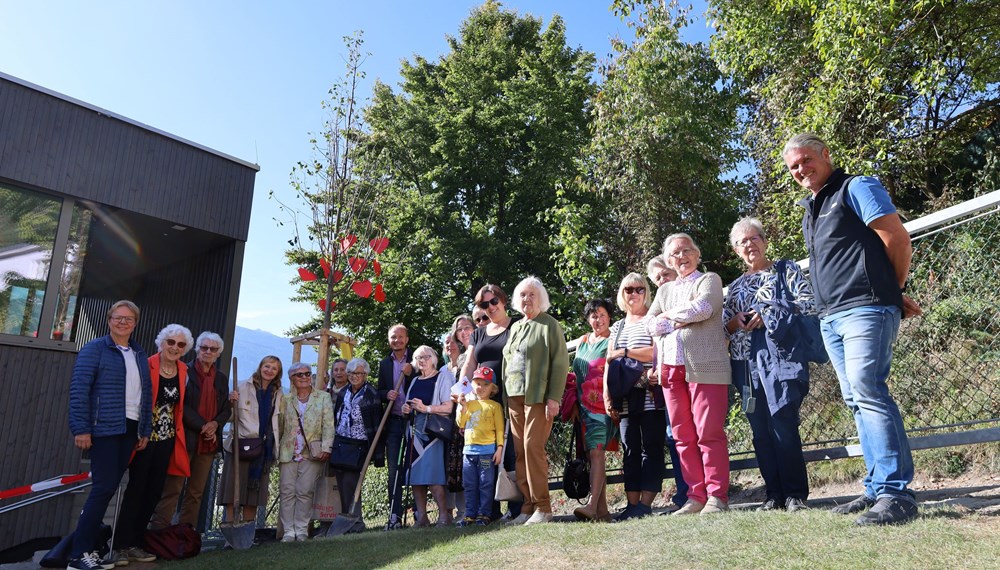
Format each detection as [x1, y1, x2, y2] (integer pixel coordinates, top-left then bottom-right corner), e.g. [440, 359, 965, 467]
[167, 505, 999, 570]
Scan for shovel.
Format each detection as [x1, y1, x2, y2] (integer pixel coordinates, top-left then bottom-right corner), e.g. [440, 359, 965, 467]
[220, 357, 256, 549]
[326, 370, 405, 537]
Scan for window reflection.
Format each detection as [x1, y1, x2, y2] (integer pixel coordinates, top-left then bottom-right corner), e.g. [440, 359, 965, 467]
[51, 204, 93, 341]
[0, 184, 61, 337]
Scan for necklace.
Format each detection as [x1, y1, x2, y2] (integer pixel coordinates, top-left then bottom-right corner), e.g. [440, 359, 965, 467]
[160, 361, 177, 375]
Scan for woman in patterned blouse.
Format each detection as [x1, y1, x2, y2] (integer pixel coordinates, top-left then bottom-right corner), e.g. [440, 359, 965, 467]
[112, 324, 193, 564]
[331, 358, 383, 524]
[723, 217, 815, 512]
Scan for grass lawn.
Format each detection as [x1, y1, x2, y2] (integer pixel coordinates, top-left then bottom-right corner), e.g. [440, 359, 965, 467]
[165, 506, 999, 570]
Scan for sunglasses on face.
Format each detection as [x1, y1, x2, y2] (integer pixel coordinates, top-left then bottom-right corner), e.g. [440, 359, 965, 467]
[474, 315, 490, 324]
[291, 372, 311, 378]
[199, 345, 220, 353]
[477, 297, 501, 310]
[165, 338, 188, 349]
[623, 286, 646, 295]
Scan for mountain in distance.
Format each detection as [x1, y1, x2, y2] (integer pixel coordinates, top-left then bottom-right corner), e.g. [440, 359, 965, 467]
[231, 325, 318, 391]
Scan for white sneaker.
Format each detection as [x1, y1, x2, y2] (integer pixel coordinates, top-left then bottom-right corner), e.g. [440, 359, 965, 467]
[701, 496, 729, 515]
[505, 513, 531, 526]
[524, 510, 553, 525]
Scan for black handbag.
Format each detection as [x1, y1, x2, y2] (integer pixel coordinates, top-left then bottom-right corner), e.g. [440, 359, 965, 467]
[237, 437, 264, 461]
[328, 436, 367, 472]
[561, 420, 590, 500]
[418, 412, 454, 441]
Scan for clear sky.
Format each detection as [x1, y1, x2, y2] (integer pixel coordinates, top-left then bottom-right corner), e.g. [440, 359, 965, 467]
[1, 0, 710, 337]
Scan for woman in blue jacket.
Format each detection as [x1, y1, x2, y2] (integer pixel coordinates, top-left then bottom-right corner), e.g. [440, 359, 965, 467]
[66, 300, 153, 570]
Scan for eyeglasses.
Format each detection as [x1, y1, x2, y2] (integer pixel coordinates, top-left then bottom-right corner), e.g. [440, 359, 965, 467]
[623, 286, 646, 295]
[474, 315, 490, 324]
[291, 372, 311, 378]
[164, 339, 188, 349]
[416, 355, 431, 361]
[349, 371, 368, 377]
[457, 325, 474, 333]
[668, 247, 697, 258]
[737, 235, 764, 248]
[477, 297, 501, 310]
[110, 316, 136, 324]
[199, 345, 220, 353]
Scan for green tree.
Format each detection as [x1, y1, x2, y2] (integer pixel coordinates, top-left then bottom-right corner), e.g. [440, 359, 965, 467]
[709, 0, 1000, 257]
[320, 1, 597, 353]
[558, 0, 744, 289]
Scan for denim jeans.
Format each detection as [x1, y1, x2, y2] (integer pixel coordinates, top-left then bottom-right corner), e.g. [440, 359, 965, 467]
[70, 420, 137, 557]
[463, 454, 495, 518]
[664, 411, 689, 506]
[821, 305, 914, 501]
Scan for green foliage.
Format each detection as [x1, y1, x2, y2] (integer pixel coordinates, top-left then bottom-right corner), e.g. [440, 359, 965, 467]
[326, 1, 597, 349]
[709, 0, 1000, 243]
[568, 1, 746, 287]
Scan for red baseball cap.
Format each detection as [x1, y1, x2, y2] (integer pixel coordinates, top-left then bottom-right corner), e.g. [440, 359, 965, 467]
[472, 366, 495, 383]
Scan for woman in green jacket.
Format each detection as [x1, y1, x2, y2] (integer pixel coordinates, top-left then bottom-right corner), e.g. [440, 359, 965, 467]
[502, 276, 569, 525]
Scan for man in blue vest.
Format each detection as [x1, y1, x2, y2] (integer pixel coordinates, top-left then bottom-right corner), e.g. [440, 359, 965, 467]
[784, 133, 922, 526]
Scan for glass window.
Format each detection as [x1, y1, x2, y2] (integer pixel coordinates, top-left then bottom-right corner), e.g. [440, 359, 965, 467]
[0, 184, 61, 337]
[51, 203, 93, 341]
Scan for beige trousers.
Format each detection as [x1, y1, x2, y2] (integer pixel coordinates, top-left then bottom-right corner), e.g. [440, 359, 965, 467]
[279, 460, 324, 539]
[507, 396, 554, 514]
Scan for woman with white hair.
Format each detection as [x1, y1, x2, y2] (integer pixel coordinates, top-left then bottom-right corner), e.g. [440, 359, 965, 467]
[277, 362, 334, 542]
[112, 324, 193, 564]
[330, 358, 383, 523]
[401, 346, 455, 526]
[646, 255, 677, 287]
[502, 277, 569, 525]
[724, 217, 815, 512]
[648, 233, 732, 516]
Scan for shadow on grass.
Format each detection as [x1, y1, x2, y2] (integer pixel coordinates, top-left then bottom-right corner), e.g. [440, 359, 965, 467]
[172, 521, 509, 570]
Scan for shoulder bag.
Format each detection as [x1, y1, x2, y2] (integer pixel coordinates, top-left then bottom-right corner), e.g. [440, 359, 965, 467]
[561, 419, 590, 501]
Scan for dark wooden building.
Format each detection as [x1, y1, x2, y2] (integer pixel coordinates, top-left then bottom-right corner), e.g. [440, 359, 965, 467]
[0, 72, 258, 553]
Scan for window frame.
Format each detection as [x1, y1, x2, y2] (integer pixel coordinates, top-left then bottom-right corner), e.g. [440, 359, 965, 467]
[0, 182, 83, 352]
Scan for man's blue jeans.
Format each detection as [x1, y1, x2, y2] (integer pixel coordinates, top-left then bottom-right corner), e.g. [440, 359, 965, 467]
[462, 454, 495, 518]
[821, 305, 914, 501]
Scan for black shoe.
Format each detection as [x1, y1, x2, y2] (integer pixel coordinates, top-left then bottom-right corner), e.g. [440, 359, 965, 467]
[613, 504, 638, 522]
[831, 494, 876, 515]
[757, 497, 784, 511]
[785, 497, 809, 512]
[854, 497, 918, 526]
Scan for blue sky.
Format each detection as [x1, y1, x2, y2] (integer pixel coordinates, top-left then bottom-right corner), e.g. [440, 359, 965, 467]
[1, 0, 711, 337]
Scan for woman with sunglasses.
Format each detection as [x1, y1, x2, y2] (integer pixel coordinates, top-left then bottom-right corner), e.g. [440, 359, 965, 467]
[459, 285, 522, 520]
[472, 306, 489, 329]
[153, 331, 231, 530]
[111, 324, 193, 564]
[602, 274, 664, 521]
[648, 233, 732, 516]
[277, 362, 334, 541]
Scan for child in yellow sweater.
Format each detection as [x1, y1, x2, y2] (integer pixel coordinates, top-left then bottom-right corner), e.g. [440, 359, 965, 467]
[456, 367, 505, 526]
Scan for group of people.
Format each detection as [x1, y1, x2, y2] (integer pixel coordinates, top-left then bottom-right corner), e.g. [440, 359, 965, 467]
[65, 132, 921, 569]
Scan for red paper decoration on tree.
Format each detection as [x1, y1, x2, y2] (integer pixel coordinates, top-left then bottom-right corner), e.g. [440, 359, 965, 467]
[298, 267, 318, 281]
[351, 280, 373, 298]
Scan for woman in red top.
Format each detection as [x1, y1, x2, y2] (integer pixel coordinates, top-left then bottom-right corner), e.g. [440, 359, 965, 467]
[112, 324, 192, 564]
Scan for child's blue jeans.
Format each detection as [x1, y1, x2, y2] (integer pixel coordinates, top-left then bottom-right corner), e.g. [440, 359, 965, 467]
[463, 453, 495, 518]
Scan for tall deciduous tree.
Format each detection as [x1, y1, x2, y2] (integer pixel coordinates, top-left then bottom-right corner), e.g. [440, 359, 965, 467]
[321, 1, 596, 354]
[556, 0, 743, 288]
[709, 0, 1000, 257]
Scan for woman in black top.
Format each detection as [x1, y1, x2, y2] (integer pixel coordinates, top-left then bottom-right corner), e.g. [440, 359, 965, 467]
[458, 284, 521, 519]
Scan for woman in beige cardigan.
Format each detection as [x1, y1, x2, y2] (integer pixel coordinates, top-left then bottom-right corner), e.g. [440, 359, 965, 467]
[277, 362, 334, 541]
[648, 233, 732, 515]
